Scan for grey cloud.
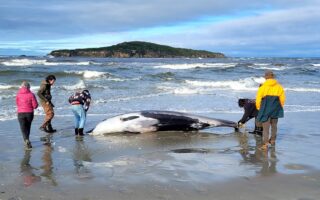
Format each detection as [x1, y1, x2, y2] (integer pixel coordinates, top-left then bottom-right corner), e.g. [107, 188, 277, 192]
[1, 0, 318, 41]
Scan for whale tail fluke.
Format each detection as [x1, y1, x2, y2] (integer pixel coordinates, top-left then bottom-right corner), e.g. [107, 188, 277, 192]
[86, 128, 94, 134]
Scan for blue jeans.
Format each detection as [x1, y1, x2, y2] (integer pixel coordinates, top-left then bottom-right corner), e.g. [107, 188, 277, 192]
[71, 105, 86, 129]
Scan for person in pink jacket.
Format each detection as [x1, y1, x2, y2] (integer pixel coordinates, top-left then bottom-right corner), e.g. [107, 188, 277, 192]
[16, 81, 38, 150]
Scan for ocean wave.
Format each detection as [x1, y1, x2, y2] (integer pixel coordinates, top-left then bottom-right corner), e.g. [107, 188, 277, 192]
[0, 94, 15, 100]
[286, 87, 320, 93]
[154, 63, 236, 70]
[0, 58, 98, 66]
[185, 77, 262, 91]
[248, 64, 288, 71]
[284, 105, 320, 112]
[0, 84, 17, 90]
[60, 80, 86, 90]
[94, 93, 169, 104]
[0, 84, 40, 91]
[65, 70, 109, 79]
[311, 64, 320, 67]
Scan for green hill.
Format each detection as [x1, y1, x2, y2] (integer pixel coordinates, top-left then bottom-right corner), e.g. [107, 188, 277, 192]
[49, 41, 225, 58]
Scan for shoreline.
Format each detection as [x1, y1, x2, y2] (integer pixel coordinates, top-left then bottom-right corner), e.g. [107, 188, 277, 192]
[1, 111, 320, 200]
[1, 170, 320, 200]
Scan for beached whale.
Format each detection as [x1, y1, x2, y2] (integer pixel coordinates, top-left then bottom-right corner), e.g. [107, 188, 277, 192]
[89, 110, 237, 135]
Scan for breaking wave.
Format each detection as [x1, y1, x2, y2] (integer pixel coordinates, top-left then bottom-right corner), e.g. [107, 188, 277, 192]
[154, 63, 236, 69]
[0, 58, 98, 66]
[65, 70, 109, 79]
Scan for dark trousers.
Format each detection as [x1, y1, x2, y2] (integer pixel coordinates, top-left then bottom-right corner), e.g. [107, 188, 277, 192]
[18, 113, 34, 142]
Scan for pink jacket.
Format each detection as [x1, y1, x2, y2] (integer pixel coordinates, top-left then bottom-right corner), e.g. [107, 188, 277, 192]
[16, 87, 38, 113]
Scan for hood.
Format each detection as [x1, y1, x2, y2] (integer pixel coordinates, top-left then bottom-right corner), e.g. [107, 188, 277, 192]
[18, 87, 31, 94]
[264, 79, 277, 86]
[41, 80, 49, 85]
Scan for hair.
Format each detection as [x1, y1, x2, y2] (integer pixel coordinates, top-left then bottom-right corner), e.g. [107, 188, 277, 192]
[264, 70, 274, 79]
[21, 81, 30, 89]
[238, 98, 247, 107]
[46, 75, 56, 82]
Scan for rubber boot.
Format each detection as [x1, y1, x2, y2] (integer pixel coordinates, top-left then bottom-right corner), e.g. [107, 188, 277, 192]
[47, 123, 57, 133]
[40, 123, 51, 133]
[74, 128, 79, 136]
[255, 127, 263, 136]
[78, 128, 84, 136]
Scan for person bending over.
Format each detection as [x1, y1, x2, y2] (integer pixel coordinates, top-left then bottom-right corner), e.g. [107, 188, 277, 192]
[69, 90, 91, 137]
[238, 98, 262, 136]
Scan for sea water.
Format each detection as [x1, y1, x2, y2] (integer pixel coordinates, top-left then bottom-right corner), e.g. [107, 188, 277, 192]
[0, 56, 320, 187]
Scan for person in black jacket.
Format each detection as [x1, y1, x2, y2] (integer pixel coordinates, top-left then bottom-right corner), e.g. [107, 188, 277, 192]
[69, 90, 91, 136]
[238, 98, 262, 135]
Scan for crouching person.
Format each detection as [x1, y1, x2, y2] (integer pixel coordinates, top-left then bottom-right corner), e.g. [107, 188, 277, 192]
[69, 90, 91, 137]
[238, 98, 263, 136]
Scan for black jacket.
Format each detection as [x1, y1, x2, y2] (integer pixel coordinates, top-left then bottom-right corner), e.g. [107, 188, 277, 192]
[239, 99, 258, 124]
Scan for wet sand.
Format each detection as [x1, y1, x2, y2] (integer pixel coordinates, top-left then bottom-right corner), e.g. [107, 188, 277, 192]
[1, 112, 320, 200]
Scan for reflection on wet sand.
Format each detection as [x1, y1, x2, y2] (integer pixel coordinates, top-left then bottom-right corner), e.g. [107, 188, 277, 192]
[20, 151, 41, 187]
[41, 145, 57, 186]
[237, 133, 277, 176]
[73, 139, 93, 179]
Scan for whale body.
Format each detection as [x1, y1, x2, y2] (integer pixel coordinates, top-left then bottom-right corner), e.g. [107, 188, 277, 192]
[89, 110, 237, 135]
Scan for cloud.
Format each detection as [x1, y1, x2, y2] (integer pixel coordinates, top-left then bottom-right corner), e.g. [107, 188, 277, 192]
[0, 0, 319, 56]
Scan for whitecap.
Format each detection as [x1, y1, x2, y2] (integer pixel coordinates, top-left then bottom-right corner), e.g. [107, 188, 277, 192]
[249, 64, 287, 71]
[1, 59, 47, 66]
[285, 105, 320, 112]
[65, 70, 108, 79]
[311, 64, 320, 67]
[185, 77, 260, 91]
[285, 87, 320, 93]
[61, 80, 86, 90]
[154, 63, 236, 70]
[0, 84, 17, 90]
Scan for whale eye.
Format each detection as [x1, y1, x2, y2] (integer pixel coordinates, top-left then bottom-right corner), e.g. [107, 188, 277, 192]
[120, 116, 139, 121]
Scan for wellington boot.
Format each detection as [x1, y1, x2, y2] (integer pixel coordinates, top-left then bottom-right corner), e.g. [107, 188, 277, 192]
[47, 124, 57, 133]
[78, 128, 84, 136]
[75, 128, 79, 136]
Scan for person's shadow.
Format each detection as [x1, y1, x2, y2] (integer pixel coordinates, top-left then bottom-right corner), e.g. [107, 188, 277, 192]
[20, 151, 41, 187]
[40, 144, 58, 186]
[72, 140, 93, 179]
[237, 133, 277, 176]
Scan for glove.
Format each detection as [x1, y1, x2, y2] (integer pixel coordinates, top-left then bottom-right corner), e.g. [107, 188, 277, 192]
[238, 122, 245, 128]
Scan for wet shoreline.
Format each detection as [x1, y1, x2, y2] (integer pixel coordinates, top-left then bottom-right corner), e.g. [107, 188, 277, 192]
[1, 111, 320, 199]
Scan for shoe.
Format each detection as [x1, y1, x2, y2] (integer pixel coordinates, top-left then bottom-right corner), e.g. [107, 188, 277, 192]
[25, 140, 32, 150]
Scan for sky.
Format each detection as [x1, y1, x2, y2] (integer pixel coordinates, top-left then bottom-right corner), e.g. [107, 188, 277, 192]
[0, 0, 319, 57]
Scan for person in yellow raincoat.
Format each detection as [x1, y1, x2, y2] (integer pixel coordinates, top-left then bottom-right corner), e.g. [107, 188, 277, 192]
[256, 70, 286, 150]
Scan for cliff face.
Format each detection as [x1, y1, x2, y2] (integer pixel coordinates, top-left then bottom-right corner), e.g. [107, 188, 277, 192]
[49, 41, 225, 58]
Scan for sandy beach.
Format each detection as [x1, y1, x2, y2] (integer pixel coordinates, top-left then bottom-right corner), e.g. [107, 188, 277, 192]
[1, 111, 320, 200]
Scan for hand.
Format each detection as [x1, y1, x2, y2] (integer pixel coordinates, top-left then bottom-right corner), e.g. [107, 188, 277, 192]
[238, 122, 245, 128]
